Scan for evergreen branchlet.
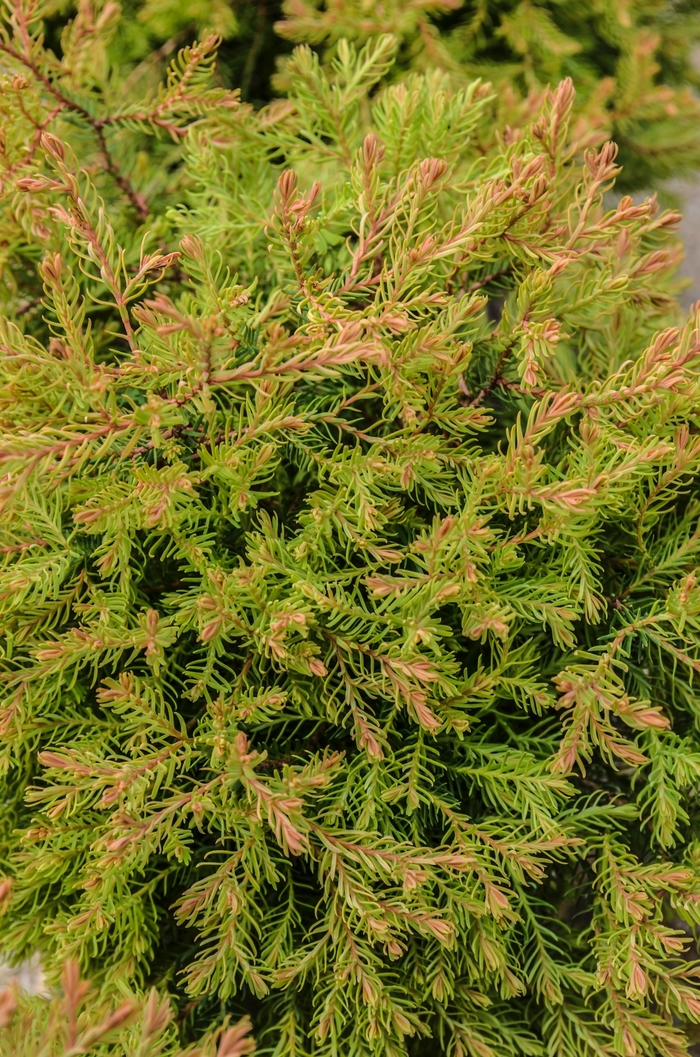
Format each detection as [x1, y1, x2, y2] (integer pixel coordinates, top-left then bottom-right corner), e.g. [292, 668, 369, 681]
[3, 8, 700, 1056]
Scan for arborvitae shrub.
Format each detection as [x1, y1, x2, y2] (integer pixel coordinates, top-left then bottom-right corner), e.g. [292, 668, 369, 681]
[4, 9, 700, 1057]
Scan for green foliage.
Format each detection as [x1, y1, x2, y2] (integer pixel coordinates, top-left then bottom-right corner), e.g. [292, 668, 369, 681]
[4, 6, 700, 1056]
[26, 0, 700, 188]
[274, 0, 700, 189]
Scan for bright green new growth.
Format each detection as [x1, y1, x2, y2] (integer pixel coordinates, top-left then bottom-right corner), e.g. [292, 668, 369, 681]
[4, 7, 700, 1056]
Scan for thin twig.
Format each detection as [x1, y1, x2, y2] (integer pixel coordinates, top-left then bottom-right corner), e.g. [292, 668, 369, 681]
[466, 337, 519, 407]
[0, 40, 149, 220]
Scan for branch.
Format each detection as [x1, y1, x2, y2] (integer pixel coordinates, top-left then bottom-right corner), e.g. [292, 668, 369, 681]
[0, 39, 149, 220]
[466, 337, 519, 407]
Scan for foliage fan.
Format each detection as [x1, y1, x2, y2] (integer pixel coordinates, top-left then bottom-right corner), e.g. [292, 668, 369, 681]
[3, 9, 700, 1057]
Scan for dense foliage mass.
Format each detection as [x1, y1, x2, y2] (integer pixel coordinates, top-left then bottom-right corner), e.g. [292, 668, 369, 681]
[5, 4, 700, 1056]
[63, 0, 700, 190]
[26, 0, 700, 188]
[274, 0, 700, 188]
